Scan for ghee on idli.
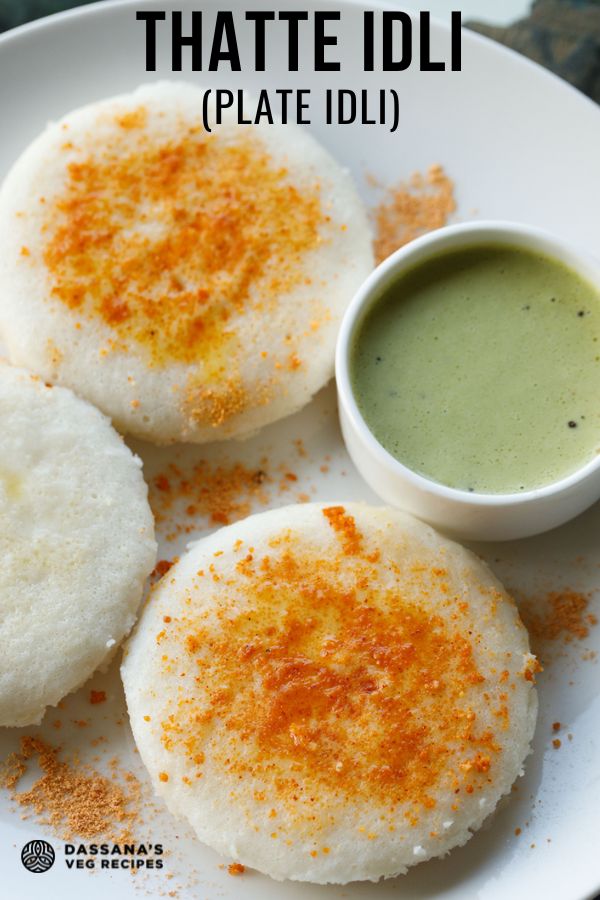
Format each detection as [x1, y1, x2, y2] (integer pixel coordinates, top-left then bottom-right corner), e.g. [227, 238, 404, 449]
[0, 82, 373, 444]
[122, 502, 538, 883]
[0, 363, 156, 727]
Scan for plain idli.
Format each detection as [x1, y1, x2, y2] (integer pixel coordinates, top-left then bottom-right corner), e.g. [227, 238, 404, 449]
[122, 502, 537, 883]
[0, 81, 373, 444]
[0, 363, 156, 727]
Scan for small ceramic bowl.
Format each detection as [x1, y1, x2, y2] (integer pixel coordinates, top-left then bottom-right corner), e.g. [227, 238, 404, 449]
[335, 220, 600, 541]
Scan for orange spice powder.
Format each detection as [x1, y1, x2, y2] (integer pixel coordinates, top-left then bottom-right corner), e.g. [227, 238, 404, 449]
[373, 164, 455, 264]
[518, 589, 598, 649]
[322, 505, 363, 556]
[149, 460, 272, 539]
[0, 736, 140, 841]
[43, 112, 324, 367]
[152, 559, 176, 580]
[158, 506, 503, 820]
[89, 690, 107, 705]
[228, 862, 245, 876]
[149, 457, 307, 541]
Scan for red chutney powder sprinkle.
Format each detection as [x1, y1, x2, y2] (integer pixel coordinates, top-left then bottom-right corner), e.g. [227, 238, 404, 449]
[149, 458, 307, 541]
[517, 589, 598, 651]
[322, 505, 363, 555]
[150, 460, 272, 537]
[228, 862, 245, 876]
[42, 112, 324, 367]
[89, 690, 107, 705]
[158, 507, 505, 819]
[152, 559, 176, 580]
[373, 164, 455, 264]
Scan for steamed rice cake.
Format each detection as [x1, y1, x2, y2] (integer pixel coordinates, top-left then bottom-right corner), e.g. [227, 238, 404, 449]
[122, 502, 537, 883]
[0, 363, 156, 727]
[0, 81, 373, 443]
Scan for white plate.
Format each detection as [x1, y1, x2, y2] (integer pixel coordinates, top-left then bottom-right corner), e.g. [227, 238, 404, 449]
[0, 2, 599, 899]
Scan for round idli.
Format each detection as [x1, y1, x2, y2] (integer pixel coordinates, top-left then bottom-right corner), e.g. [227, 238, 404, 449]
[0, 363, 156, 727]
[122, 502, 538, 883]
[0, 81, 373, 444]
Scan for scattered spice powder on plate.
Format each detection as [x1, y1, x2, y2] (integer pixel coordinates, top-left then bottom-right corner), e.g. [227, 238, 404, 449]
[89, 690, 107, 705]
[150, 460, 271, 535]
[0, 736, 140, 841]
[151, 558, 177, 582]
[516, 588, 598, 656]
[372, 164, 456, 264]
[227, 862, 245, 876]
[149, 457, 307, 541]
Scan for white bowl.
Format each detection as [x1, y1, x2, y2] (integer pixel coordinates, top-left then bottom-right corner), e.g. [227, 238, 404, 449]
[336, 221, 600, 541]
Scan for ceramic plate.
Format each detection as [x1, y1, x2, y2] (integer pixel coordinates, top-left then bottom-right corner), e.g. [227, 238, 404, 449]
[0, 2, 599, 898]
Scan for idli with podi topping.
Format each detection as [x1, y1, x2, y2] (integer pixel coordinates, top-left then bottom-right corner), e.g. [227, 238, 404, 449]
[0, 81, 373, 444]
[122, 502, 538, 883]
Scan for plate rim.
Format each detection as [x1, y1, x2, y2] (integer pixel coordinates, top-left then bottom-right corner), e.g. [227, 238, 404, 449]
[0, 0, 599, 126]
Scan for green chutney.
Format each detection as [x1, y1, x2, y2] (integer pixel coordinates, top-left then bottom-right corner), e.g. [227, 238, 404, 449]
[350, 243, 600, 494]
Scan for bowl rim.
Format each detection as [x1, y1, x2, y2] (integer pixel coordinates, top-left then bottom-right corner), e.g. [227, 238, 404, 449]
[335, 219, 600, 509]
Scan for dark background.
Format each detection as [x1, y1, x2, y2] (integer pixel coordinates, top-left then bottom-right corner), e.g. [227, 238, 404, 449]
[1, 0, 599, 103]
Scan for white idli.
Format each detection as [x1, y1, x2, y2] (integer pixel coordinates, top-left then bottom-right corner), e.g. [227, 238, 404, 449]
[122, 502, 537, 883]
[0, 81, 373, 444]
[0, 363, 156, 727]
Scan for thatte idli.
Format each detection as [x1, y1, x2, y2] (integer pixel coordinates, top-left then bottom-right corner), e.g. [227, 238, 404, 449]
[122, 502, 537, 883]
[0, 81, 373, 444]
[0, 363, 156, 727]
